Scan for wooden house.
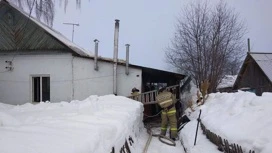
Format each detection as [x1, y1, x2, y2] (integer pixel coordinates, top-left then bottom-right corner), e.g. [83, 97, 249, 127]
[233, 52, 272, 96]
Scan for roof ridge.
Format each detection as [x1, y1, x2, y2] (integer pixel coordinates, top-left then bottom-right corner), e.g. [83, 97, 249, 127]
[249, 52, 272, 54]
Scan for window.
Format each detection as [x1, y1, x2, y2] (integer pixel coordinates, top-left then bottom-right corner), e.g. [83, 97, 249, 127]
[32, 76, 50, 102]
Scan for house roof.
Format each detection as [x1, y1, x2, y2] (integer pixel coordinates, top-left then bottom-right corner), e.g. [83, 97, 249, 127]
[250, 52, 272, 82]
[217, 75, 237, 89]
[233, 52, 272, 89]
[1, 0, 92, 57]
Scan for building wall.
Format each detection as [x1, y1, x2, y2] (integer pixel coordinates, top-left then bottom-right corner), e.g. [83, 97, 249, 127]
[0, 53, 73, 104]
[0, 53, 142, 104]
[73, 57, 142, 100]
[238, 58, 272, 96]
[117, 62, 142, 97]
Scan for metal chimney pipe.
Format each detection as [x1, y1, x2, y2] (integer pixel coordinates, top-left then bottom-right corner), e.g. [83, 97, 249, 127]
[113, 19, 120, 95]
[247, 38, 251, 52]
[125, 44, 130, 75]
[94, 39, 99, 71]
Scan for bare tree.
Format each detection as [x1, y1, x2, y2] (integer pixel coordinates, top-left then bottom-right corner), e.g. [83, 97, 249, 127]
[166, 1, 246, 92]
[9, 0, 83, 26]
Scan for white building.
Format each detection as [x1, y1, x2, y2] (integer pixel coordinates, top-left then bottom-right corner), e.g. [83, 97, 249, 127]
[0, 0, 185, 105]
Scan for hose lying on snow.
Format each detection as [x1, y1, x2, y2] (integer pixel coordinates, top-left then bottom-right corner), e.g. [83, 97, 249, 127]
[142, 123, 176, 153]
[147, 124, 176, 146]
[142, 113, 192, 153]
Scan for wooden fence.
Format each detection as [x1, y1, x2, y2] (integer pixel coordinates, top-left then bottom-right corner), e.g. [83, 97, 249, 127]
[200, 122, 255, 153]
[110, 136, 134, 153]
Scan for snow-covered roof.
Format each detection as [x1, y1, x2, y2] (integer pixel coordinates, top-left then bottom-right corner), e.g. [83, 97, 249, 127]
[250, 52, 272, 82]
[4, 0, 93, 57]
[217, 75, 237, 89]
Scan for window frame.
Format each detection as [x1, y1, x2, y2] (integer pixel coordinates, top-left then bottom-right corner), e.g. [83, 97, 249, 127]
[31, 75, 50, 102]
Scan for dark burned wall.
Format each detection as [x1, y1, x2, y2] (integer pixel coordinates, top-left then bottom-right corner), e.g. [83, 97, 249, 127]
[238, 57, 272, 96]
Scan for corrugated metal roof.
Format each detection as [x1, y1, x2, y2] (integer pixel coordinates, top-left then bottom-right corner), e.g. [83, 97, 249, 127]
[250, 52, 272, 82]
[2, 0, 93, 57]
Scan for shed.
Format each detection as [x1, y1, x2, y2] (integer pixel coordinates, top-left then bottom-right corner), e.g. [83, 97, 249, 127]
[217, 75, 237, 93]
[233, 52, 272, 96]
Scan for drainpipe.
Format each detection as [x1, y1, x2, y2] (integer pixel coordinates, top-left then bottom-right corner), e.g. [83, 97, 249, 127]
[71, 56, 75, 100]
[94, 39, 99, 71]
[125, 44, 130, 75]
[113, 19, 120, 95]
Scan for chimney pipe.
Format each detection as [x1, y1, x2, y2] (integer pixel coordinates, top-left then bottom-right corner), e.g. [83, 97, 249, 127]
[247, 38, 251, 52]
[113, 19, 120, 95]
[94, 39, 99, 71]
[125, 44, 130, 75]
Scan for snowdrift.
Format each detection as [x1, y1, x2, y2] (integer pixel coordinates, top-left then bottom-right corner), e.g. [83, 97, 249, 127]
[0, 95, 144, 153]
[181, 91, 272, 153]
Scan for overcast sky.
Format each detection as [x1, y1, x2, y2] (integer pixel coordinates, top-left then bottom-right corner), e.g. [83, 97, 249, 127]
[53, 0, 272, 71]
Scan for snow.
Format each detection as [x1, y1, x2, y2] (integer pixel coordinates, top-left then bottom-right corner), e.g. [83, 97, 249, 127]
[1, 90, 272, 153]
[182, 91, 272, 153]
[217, 75, 237, 89]
[136, 129, 185, 153]
[0, 95, 144, 153]
[180, 120, 221, 153]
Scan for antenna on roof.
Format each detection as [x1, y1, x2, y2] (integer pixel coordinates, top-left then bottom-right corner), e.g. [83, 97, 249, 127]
[63, 22, 80, 42]
[247, 38, 251, 52]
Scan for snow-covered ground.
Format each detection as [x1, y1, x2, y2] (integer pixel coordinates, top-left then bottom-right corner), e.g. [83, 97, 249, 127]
[1, 91, 272, 153]
[182, 91, 272, 153]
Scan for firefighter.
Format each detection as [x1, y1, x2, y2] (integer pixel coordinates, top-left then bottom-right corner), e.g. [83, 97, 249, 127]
[131, 87, 140, 101]
[131, 87, 139, 96]
[156, 87, 178, 141]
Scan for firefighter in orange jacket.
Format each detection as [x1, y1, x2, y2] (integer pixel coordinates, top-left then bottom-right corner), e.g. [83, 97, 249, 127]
[156, 87, 177, 140]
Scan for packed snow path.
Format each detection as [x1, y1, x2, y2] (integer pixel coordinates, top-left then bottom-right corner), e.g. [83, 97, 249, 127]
[138, 126, 185, 153]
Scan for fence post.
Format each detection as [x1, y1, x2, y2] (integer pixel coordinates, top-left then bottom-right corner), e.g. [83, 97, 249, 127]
[194, 109, 202, 145]
[111, 147, 115, 153]
[125, 140, 131, 153]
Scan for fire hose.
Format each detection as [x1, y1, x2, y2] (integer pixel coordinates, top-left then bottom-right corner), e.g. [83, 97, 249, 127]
[143, 123, 176, 153]
[142, 112, 176, 153]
